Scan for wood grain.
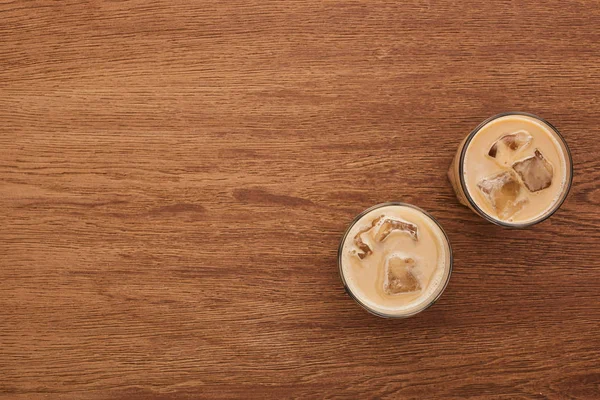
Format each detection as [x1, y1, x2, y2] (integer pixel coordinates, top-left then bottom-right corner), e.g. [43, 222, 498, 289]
[2, 1, 600, 398]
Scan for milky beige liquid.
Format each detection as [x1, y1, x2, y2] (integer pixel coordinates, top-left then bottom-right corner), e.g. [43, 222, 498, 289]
[463, 115, 569, 224]
[340, 205, 451, 317]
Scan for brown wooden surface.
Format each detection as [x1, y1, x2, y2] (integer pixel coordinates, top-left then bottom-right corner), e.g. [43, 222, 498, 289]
[2, 1, 600, 399]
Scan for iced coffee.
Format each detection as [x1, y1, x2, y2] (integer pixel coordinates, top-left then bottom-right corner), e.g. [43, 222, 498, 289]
[448, 113, 572, 226]
[338, 203, 452, 318]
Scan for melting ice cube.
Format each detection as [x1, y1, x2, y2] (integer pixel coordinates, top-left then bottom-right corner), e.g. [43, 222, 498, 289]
[383, 256, 422, 295]
[352, 215, 384, 259]
[488, 131, 533, 166]
[512, 149, 554, 192]
[374, 218, 418, 242]
[477, 170, 528, 219]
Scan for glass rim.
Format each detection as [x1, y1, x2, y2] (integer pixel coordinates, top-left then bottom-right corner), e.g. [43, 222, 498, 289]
[337, 202, 453, 318]
[458, 111, 574, 228]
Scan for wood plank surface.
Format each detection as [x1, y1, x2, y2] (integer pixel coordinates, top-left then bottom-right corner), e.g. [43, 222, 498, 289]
[1, 1, 600, 398]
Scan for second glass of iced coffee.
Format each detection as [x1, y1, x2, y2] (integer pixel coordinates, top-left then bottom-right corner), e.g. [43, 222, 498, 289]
[448, 112, 573, 227]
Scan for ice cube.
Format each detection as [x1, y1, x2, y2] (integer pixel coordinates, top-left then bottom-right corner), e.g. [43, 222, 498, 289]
[512, 149, 554, 192]
[488, 131, 533, 166]
[352, 215, 384, 259]
[383, 256, 422, 295]
[374, 218, 418, 242]
[477, 170, 528, 219]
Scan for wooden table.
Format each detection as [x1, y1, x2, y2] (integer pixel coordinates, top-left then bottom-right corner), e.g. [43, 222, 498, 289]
[2, 1, 600, 399]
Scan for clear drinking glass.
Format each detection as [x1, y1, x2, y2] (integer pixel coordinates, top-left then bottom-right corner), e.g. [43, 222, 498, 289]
[338, 202, 453, 318]
[448, 112, 573, 228]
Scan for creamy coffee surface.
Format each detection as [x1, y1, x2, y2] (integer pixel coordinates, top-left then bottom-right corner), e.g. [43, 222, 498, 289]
[340, 204, 451, 317]
[463, 115, 569, 224]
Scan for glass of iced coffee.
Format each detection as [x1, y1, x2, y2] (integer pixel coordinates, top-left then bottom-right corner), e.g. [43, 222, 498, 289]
[448, 112, 573, 227]
[338, 203, 453, 318]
